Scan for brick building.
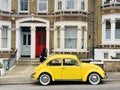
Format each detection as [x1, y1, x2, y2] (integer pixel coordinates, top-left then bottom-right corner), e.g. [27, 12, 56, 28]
[0, 0, 120, 71]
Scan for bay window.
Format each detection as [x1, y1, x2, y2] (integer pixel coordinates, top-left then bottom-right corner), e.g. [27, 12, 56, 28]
[55, 0, 88, 11]
[38, 0, 48, 12]
[65, 26, 77, 49]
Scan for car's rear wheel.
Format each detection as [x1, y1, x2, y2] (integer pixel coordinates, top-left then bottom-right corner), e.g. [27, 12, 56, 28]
[39, 73, 51, 86]
[88, 73, 101, 85]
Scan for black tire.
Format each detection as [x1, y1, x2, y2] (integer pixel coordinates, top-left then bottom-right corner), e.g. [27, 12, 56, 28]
[39, 73, 51, 86]
[88, 73, 101, 85]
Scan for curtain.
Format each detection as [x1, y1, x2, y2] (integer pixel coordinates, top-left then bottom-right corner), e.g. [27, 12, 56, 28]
[65, 26, 77, 49]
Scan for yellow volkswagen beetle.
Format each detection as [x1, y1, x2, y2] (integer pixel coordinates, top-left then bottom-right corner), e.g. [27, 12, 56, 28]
[31, 54, 106, 85]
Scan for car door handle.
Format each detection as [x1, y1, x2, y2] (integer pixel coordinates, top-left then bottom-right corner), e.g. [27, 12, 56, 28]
[62, 67, 65, 69]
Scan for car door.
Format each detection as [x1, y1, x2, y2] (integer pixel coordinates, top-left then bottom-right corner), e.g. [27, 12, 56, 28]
[47, 59, 62, 80]
[62, 59, 82, 80]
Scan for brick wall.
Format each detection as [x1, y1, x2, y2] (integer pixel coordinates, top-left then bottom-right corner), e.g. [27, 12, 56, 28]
[104, 61, 120, 72]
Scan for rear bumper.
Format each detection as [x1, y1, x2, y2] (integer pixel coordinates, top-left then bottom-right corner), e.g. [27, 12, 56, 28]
[31, 72, 36, 80]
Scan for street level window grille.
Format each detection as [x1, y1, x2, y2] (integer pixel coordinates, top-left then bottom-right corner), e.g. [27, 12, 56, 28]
[115, 20, 120, 39]
[65, 26, 77, 49]
[38, 0, 48, 11]
[105, 20, 111, 39]
[20, 0, 28, 11]
[2, 26, 8, 48]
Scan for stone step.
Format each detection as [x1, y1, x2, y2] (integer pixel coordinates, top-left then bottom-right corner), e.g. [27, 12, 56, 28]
[16, 58, 40, 65]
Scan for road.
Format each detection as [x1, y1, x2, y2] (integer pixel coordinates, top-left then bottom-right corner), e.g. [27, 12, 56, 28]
[0, 80, 120, 90]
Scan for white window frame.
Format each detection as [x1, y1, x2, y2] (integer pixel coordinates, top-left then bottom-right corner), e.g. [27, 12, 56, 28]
[0, 21, 11, 51]
[55, 0, 88, 12]
[18, 0, 29, 13]
[102, 14, 120, 45]
[37, 0, 48, 13]
[54, 21, 87, 53]
[0, 0, 11, 12]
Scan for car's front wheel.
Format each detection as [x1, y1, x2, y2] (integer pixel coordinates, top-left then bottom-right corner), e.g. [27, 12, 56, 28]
[88, 73, 101, 85]
[39, 73, 51, 86]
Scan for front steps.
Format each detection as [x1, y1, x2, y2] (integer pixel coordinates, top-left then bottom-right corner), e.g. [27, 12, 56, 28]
[16, 58, 40, 66]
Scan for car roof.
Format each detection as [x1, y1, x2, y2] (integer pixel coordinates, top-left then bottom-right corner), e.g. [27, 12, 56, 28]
[47, 54, 78, 60]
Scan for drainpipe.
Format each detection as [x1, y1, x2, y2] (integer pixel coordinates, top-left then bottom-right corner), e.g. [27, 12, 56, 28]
[92, 0, 96, 61]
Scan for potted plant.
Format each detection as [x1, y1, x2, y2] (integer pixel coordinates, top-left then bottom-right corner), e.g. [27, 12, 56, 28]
[0, 62, 3, 76]
[0, 62, 2, 68]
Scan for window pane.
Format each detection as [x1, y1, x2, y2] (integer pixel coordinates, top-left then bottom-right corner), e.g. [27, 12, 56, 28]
[65, 26, 77, 49]
[20, 0, 28, 11]
[58, 0, 62, 10]
[104, 53, 108, 59]
[105, 20, 111, 39]
[48, 59, 61, 66]
[81, 0, 85, 10]
[116, 0, 120, 2]
[23, 34, 26, 45]
[65, 0, 77, 9]
[63, 59, 78, 66]
[38, 0, 47, 11]
[104, 0, 110, 4]
[28, 34, 31, 45]
[2, 26, 8, 48]
[115, 20, 120, 39]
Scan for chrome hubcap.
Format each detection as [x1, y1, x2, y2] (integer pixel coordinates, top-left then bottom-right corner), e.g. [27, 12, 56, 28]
[91, 75, 98, 83]
[41, 76, 49, 83]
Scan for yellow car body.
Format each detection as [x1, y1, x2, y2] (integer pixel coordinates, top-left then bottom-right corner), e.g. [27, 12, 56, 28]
[31, 54, 106, 85]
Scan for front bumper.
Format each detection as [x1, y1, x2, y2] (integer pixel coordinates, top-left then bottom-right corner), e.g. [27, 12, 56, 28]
[104, 73, 108, 78]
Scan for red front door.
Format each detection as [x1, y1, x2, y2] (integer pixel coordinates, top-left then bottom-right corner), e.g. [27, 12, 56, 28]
[36, 30, 46, 57]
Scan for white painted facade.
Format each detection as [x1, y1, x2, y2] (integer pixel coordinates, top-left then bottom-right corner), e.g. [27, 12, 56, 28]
[95, 49, 120, 61]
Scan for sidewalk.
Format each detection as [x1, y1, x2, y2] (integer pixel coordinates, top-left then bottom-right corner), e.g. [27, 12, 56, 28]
[0, 65, 120, 85]
[0, 65, 37, 85]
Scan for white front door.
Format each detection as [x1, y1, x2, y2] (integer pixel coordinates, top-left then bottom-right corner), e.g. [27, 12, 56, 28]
[21, 32, 31, 56]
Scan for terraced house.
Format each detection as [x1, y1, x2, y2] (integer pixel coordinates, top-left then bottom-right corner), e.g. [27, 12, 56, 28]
[0, 0, 120, 73]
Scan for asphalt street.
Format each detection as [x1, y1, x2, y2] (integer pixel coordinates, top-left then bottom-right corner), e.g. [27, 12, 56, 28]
[0, 80, 120, 90]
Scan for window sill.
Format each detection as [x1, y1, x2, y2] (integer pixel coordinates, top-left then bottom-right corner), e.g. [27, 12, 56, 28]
[53, 49, 88, 53]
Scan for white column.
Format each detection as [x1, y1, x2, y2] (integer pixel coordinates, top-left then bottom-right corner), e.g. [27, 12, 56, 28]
[31, 26, 36, 58]
[77, 26, 81, 50]
[16, 28, 21, 60]
[46, 28, 50, 57]
[111, 19, 115, 42]
[102, 20, 106, 44]
[60, 26, 64, 50]
[54, 27, 57, 50]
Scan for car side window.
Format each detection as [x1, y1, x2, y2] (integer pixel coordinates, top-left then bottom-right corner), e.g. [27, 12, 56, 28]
[47, 59, 61, 66]
[63, 59, 79, 66]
